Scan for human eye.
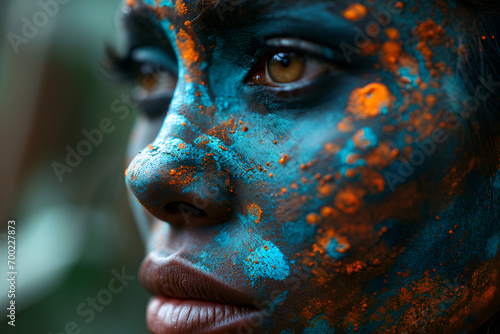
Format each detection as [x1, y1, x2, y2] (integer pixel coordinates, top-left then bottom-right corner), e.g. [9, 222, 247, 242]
[246, 37, 343, 91]
[106, 45, 178, 120]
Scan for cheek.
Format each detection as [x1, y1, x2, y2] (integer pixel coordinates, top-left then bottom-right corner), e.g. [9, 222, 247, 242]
[268, 73, 463, 269]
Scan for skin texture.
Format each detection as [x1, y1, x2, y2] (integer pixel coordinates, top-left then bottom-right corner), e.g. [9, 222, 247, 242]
[119, 0, 500, 332]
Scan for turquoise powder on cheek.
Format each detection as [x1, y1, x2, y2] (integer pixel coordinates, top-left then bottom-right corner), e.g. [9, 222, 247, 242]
[194, 214, 290, 286]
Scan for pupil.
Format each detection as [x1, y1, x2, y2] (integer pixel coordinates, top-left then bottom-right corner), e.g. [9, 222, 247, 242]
[140, 63, 159, 77]
[274, 53, 292, 68]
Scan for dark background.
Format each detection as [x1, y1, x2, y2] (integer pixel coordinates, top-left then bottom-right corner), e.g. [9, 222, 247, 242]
[0, 1, 150, 333]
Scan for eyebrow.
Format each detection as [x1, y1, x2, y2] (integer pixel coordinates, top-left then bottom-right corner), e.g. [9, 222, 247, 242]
[121, 4, 174, 51]
[128, 0, 277, 34]
[193, 0, 275, 31]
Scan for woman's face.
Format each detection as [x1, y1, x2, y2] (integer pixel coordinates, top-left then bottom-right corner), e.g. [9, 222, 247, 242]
[122, 0, 500, 333]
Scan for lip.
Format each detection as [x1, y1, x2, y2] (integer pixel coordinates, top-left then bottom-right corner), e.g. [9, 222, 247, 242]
[140, 253, 263, 334]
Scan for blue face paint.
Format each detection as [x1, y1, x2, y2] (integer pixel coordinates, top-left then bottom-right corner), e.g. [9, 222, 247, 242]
[117, 0, 500, 332]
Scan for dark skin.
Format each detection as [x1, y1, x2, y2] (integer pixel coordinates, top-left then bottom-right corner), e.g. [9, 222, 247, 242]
[115, 0, 500, 332]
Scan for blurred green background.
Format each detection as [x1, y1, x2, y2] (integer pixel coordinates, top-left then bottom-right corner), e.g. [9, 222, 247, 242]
[0, 0, 149, 333]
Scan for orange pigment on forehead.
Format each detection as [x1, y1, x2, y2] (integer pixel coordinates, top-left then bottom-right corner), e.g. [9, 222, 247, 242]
[174, 0, 188, 16]
[176, 28, 200, 72]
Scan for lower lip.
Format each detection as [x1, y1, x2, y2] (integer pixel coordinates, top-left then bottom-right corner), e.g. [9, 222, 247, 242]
[147, 296, 263, 334]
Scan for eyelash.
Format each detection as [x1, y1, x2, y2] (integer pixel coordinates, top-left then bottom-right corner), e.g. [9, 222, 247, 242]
[105, 46, 177, 120]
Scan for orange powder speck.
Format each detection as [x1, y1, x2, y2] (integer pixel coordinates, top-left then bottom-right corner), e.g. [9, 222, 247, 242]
[242, 126, 249, 132]
[317, 183, 336, 197]
[181, 122, 186, 126]
[175, 1, 188, 16]
[343, 3, 367, 21]
[269, 173, 273, 178]
[385, 27, 400, 40]
[306, 213, 322, 225]
[334, 189, 361, 213]
[338, 120, 355, 132]
[345, 169, 358, 178]
[219, 145, 228, 151]
[124, 168, 128, 176]
[247, 203, 263, 224]
[426, 94, 437, 108]
[352, 128, 374, 149]
[324, 143, 341, 154]
[380, 41, 402, 68]
[126, 0, 135, 6]
[346, 153, 359, 164]
[178, 143, 186, 149]
[279, 154, 289, 165]
[346, 83, 394, 119]
[148, 144, 155, 150]
[320, 206, 337, 218]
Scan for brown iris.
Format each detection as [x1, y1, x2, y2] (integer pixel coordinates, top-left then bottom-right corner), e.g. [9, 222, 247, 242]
[267, 52, 305, 84]
[137, 63, 162, 91]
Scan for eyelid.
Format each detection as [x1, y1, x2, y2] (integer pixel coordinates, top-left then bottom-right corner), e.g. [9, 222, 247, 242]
[132, 46, 178, 76]
[265, 37, 339, 62]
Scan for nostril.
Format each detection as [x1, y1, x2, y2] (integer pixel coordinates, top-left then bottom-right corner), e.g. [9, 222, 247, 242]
[164, 201, 208, 218]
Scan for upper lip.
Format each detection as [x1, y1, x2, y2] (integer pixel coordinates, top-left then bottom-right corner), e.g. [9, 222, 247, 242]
[140, 253, 258, 308]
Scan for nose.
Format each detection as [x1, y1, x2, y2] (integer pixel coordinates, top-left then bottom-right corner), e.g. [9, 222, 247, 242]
[125, 134, 233, 228]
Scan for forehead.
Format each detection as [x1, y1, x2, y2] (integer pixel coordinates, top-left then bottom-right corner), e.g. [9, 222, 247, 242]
[128, 0, 457, 36]
[134, 0, 379, 23]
